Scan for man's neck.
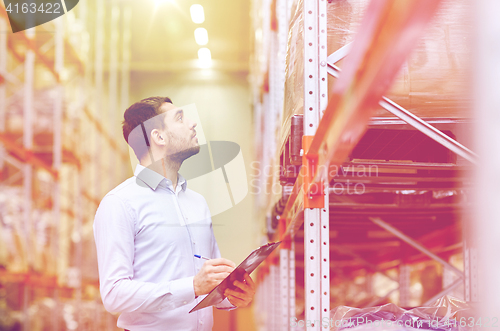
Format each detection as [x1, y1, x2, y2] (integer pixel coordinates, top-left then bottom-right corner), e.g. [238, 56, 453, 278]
[141, 157, 182, 190]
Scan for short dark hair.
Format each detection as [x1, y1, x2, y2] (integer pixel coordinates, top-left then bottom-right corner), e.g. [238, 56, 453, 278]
[122, 96, 173, 160]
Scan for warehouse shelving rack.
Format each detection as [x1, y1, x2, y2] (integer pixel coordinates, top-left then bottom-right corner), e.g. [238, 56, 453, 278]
[252, 0, 478, 330]
[0, 2, 131, 330]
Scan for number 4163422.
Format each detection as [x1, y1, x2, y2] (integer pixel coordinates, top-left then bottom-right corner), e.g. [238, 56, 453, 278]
[6, 2, 62, 14]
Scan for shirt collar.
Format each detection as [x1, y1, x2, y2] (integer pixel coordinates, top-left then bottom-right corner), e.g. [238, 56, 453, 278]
[177, 173, 187, 191]
[134, 164, 187, 192]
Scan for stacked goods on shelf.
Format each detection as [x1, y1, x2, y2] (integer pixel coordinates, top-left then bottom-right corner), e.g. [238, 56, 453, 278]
[1, 23, 76, 282]
[0, 187, 30, 272]
[282, 0, 368, 145]
[281, 0, 303, 147]
[5, 89, 57, 134]
[0, 1, 131, 329]
[0, 294, 118, 331]
[0, 185, 55, 274]
[251, 0, 479, 328]
[251, 0, 301, 226]
[282, 0, 471, 145]
[270, 0, 473, 315]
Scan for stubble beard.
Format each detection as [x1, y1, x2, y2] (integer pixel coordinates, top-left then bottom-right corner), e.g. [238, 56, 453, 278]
[166, 131, 201, 163]
[169, 144, 200, 162]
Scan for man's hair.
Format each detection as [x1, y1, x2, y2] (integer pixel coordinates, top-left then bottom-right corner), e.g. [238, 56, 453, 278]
[122, 96, 173, 160]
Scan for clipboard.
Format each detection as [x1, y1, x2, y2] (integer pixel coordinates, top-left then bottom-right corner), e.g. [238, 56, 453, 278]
[189, 241, 281, 313]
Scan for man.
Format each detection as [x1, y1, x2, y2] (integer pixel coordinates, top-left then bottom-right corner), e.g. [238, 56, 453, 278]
[93, 97, 255, 331]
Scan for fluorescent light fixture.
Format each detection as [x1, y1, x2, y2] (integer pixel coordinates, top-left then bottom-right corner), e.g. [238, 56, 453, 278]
[190, 4, 205, 24]
[194, 28, 209, 46]
[198, 48, 212, 68]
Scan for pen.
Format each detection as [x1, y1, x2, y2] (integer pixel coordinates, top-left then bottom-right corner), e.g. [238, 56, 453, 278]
[194, 254, 210, 260]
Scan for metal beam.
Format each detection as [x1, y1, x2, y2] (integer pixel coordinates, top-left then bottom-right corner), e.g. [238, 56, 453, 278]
[328, 61, 478, 164]
[423, 278, 463, 306]
[379, 97, 477, 164]
[369, 217, 464, 278]
[326, 42, 352, 65]
[330, 245, 398, 283]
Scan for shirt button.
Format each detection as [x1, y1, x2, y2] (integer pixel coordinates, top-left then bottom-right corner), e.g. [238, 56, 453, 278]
[183, 301, 187, 304]
[200, 321, 203, 325]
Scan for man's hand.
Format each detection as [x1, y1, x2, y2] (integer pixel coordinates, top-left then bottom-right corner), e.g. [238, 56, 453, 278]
[193, 258, 235, 296]
[224, 273, 256, 308]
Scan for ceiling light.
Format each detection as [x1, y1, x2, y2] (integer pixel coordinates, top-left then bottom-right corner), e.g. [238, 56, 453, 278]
[190, 4, 205, 24]
[198, 48, 212, 68]
[194, 28, 209, 46]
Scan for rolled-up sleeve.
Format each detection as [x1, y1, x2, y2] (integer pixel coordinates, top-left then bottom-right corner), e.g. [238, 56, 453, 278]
[93, 194, 196, 313]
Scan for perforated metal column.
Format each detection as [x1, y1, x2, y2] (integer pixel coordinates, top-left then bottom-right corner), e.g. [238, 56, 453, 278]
[304, 208, 321, 329]
[108, 5, 120, 187]
[262, 274, 270, 331]
[399, 265, 410, 307]
[53, 17, 64, 331]
[270, 265, 281, 330]
[94, 1, 104, 198]
[0, 17, 6, 132]
[464, 244, 479, 302]
[276, 0, 287, 124]
[319, 189, 330, 329]
[289, 243, 297, 331]
[22, 27, 35, 331]
[120, 5, 132, 180]
[303, 0, 329, 329]
[281, 249, 291, 330]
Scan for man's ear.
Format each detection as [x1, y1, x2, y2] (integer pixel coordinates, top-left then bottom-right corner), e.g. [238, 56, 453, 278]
[150, 129, 165, 146]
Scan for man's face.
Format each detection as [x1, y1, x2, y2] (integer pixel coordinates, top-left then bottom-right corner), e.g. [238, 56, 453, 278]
[159, 102, 200, 161]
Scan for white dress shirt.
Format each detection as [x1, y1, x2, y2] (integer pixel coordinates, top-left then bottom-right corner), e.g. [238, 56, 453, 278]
[93, 164, 234, 331]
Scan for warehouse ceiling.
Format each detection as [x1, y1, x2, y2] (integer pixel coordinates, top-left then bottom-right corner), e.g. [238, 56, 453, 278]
[129, 0, 252, 73]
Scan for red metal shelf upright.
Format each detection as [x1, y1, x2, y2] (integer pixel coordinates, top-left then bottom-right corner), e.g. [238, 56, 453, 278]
[0, 2, 132, 330]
